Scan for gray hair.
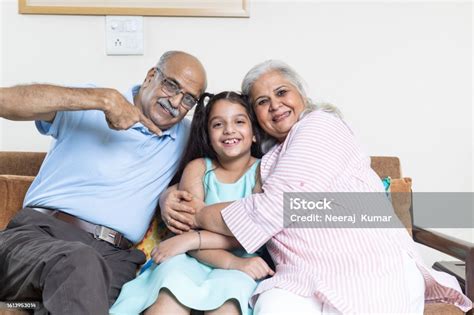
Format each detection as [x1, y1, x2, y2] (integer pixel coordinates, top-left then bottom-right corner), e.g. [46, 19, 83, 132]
[156, 51, 182, 71]
[241, 60, 341, 118]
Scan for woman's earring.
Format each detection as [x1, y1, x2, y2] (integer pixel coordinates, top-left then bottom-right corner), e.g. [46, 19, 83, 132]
[252, 136, 256, 142]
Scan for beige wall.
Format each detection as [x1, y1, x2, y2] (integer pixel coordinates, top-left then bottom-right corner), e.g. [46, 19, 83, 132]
[1, 0, 473, 264]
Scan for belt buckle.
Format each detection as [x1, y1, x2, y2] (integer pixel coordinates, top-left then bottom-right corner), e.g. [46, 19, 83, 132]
[94, 225, 117, 246]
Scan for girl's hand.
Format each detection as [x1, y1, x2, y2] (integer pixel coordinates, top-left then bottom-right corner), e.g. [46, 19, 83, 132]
[159, 186, 195, 234]
[228, 256, 275, 280]
[151, 232, 198, 263]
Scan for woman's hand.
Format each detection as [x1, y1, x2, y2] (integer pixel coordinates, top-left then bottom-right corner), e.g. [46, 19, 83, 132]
[159, 185, 196, 234]
[182, 197, 206, 228]
[228, 256, 275, 280]
[151, 232, 199, 264]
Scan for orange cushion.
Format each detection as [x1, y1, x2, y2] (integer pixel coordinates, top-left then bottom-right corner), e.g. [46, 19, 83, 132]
[388, 177, 413, 235]
[134, 216, 169, 260]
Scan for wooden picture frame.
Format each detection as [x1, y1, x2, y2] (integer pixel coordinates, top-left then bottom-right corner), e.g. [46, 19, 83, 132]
[18, 0, 249, 17]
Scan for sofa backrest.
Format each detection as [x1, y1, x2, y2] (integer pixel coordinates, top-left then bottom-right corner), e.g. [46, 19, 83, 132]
[0, 151, 46, 176]
[370, 156, 401, 179]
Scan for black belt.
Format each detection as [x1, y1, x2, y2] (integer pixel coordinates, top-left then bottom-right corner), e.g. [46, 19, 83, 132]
[31, 207, 133, 250]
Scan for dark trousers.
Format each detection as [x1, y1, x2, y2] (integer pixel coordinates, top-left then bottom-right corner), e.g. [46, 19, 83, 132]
[0, 208, 146, 315]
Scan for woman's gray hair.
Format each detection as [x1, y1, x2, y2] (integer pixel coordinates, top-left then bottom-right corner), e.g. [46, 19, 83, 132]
[241, 60, 341, 118]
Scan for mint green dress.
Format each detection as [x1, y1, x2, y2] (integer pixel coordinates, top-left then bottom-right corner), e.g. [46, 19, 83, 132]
[110, 158, 260, 315]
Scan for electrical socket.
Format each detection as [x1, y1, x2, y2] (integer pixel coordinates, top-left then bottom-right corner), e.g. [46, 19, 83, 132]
[105, 16, 143, 55]
[113, 38, 123, 47]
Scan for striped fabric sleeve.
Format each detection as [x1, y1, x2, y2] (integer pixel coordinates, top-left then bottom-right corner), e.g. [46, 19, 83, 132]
[221, 195, 274, 254]
[222, 111, 359, 253]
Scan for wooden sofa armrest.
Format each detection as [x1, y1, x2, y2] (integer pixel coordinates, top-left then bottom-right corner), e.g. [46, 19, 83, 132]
[413, 225, 474, 309]
[413, 225, 474, 261]
[0, 152, 46, 176]
[0, 175, 35, 230]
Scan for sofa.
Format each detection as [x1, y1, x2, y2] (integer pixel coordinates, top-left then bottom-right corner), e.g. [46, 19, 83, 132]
[0, 151, 472, 315]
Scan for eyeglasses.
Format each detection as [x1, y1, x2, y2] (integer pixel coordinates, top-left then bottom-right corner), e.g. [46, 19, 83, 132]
[155, 68, 199, 110]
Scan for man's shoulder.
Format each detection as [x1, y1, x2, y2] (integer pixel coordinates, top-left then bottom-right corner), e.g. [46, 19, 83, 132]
[175, 117, 192, 140]
[181, 117, 192, 129]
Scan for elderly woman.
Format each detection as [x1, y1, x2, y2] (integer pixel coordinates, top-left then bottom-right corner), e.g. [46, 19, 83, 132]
[162, 60, 471, 314]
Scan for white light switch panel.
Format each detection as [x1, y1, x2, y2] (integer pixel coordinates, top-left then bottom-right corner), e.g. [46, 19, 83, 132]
[106, 16, 144, 55]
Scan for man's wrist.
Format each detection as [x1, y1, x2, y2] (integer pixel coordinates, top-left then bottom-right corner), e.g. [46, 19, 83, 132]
[98, 88, 114, 113]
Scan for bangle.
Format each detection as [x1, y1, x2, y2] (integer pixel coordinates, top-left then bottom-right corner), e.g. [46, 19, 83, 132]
[196, 230, 201, 251]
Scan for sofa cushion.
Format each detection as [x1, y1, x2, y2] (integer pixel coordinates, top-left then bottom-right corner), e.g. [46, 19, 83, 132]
[0, 175, 34, 230]
[134, 216, 170, 261]
[386, 177, 413, 236]
[424, 302, 464, 315]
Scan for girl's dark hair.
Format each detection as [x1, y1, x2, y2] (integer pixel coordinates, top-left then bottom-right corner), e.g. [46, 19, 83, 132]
[170, 91, 263, 185]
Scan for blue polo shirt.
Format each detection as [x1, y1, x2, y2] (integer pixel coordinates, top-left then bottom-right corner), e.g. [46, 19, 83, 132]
[24, 84, 190, 243]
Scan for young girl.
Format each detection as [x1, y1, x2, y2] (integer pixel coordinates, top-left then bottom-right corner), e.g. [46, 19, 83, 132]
[110, 92, 274, 315]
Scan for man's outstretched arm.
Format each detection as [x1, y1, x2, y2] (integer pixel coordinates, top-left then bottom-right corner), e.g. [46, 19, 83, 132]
[0, 84, 161, 134]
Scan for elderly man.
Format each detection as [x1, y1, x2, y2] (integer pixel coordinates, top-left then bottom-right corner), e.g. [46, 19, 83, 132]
[0, 51, 206, 315]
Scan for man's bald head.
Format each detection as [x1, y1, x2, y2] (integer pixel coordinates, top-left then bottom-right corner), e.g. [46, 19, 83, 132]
[157, 51, 207, 95]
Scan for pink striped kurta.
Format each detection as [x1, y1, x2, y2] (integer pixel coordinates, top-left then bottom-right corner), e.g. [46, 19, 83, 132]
[221, 110, 472, 313]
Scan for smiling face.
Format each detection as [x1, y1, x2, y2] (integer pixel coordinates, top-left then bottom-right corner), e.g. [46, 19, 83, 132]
[250, 70, 306, 142]
[136, 53, 206, 130]
[208, 99, 255, 162]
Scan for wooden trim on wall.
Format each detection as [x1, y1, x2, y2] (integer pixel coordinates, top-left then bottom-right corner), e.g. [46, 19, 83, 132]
[18, 0, 249, 17]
